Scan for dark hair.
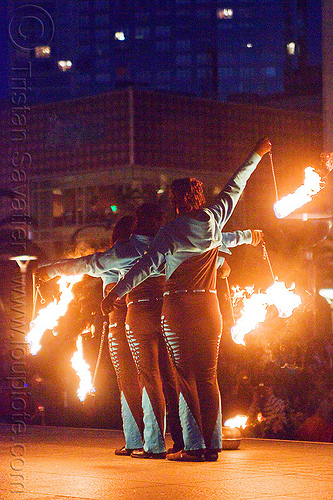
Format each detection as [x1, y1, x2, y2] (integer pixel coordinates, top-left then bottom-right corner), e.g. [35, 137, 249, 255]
[133, 203, 165, 236]
[111, 215, 135, 245]
[169, 178, 205, 216]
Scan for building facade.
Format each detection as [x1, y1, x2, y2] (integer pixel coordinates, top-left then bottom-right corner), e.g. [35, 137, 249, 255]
[0, 88, 324, 259]
[5, 0, 319, 105]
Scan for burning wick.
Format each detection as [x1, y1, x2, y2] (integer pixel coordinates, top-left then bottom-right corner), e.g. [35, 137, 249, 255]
[231, 280, 301, 346]
[71, 334, 94, 402]
[26, 275, 83, 355]
[224, 415, 248, 429]
[273, 167, 324, 219]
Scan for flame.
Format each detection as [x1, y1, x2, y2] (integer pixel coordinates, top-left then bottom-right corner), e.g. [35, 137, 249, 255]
[71, 334, 93, 402]
[274, 167, 323, 219]
[231, 280, 301, 346]
[26, 275, 83, 355]
[224, 415, 248, 429]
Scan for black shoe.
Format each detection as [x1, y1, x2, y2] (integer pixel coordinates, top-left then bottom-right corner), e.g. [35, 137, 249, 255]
[166, 449, 205, 462]
[115, 446, 139, 456]
[166, 445, 183, 454]
[204, 450, 219, 462]
[131, 449, 166, 459]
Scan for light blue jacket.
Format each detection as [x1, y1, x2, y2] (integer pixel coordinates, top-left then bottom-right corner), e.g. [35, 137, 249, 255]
[39, 234, 159, 293]
[112, 152, 261, 298]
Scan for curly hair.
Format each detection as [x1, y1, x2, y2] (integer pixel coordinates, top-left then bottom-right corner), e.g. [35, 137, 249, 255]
[169, 178, 205, 216]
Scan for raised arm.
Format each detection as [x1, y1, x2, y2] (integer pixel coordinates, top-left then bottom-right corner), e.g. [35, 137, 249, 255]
[209, 137, 272, 228]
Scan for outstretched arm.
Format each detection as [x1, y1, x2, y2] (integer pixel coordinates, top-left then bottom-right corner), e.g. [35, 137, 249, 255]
[209, 137, 272, 228]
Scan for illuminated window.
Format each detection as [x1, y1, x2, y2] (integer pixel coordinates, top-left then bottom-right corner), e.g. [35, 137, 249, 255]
[217, 8, 233, 19]
[115, 31, 125, 41]
[35, 46, 51, 58]
[287, 42, 296, 55]
[58, 60, 72, 71]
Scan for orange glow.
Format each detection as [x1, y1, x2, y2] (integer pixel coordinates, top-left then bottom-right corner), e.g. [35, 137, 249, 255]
[274, 167, 323, 219]
[71, 334, 93, 402]
[224, 415, 248, 429]
[231, 280, 301, 346]
[26, 275, 83, 355]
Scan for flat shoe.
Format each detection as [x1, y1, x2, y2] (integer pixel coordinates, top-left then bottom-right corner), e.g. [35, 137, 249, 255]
[115, 445, 139, 456]
[204, 451, 219, 462]
[131, 449, 166, 459]
[166, 449, 204, 462]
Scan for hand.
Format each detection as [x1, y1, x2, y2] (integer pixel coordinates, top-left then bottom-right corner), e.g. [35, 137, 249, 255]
[219, 260, 231, 279]
[253, 137, 272, 158]
[250, 230, 263, 246]
[101, 290, 118, 316]
[36, 267, 52, 282]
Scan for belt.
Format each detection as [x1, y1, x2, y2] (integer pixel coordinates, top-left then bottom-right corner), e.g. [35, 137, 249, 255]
[163, 289, 216, 296]
[127, 297, 163, 306]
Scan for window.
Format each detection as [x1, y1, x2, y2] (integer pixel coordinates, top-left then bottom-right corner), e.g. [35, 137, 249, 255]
[95, 59, 109, 71]
[287, 42, 296, 55]
[35, 46, 51, 58]
[115, 31, 126, 41]
[96, 29, 109, 41]
[197, 67, 208, 78]
[94, 14, 109, 26]
[157, 70, 171, 81]
[156, 25, 171, 37]
[263, 66, 276, 77]
[58, 60, 72, 72]
[197, 52, 208, 64]
[176, 68, 191, 80]
[156, 40, 170, 51]
[218, 67, 234, 77]
[176, 39, 191, 50]
[96, 73, 111, 82]
[135, 27, 150, 39]
[176, 54, 192, 66]
[197, 8, 210, 18]
[217, 8, 233, 19]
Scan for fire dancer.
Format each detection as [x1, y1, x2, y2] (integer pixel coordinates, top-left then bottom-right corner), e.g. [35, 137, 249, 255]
[36, 205, 184, 459]
[101, 137, 272, 462]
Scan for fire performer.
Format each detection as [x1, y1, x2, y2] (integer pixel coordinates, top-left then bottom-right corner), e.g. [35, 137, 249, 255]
[101, 138, 272, 462]
[36, 205, 184, 459]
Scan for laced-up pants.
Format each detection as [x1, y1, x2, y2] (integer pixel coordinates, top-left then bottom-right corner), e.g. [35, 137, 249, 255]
[126, 298, 183, 454]
[162, 290, 223, 452]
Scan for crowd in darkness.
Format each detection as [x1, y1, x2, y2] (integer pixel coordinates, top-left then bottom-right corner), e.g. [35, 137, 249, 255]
[219, 296, 333, 443]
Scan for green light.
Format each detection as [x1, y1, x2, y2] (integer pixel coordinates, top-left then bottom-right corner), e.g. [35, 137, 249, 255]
[110, 205, 118, 213]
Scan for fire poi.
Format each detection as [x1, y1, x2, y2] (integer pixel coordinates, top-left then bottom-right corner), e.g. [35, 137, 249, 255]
[273, 167, 324, 219]
[26, 275, 83, 355]
[228, 240, 301, 346]
[71, 334, 94, 402]
[230, 280, 301, 346]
